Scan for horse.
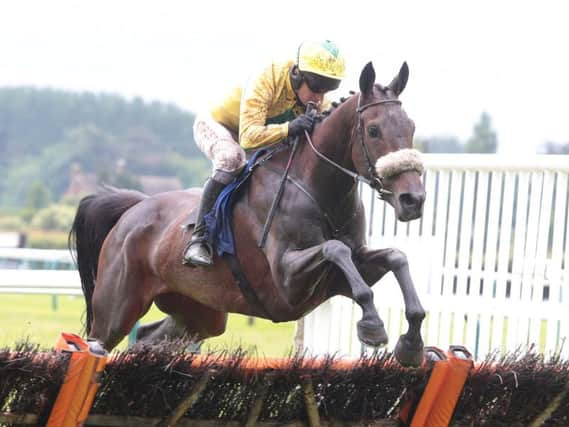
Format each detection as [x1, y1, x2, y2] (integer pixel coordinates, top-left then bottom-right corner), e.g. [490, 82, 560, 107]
[69, 61, 427, 366]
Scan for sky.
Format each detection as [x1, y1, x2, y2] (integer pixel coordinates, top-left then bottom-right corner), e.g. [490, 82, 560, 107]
[1, 0, 568, 155]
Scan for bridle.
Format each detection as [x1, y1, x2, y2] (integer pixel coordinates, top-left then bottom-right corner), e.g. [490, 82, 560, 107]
[305, 94, 402, 199]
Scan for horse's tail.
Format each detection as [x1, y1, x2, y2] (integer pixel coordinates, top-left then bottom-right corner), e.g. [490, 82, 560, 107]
[68, 186, 147, 334]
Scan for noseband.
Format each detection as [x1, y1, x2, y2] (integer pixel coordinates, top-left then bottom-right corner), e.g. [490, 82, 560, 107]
[305, 95, 403, 199]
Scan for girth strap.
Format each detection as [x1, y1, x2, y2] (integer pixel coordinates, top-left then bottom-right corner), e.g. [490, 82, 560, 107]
[224, 254, 275, 321]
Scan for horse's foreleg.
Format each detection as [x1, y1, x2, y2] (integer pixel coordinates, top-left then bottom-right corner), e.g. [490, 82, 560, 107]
[354, 246, 425, 367]
[281, 240, 387, 347]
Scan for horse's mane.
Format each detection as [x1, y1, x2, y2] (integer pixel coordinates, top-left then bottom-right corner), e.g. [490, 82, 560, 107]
[311, 92, 356, 131]
[320, 91, 356, 118]
[318, 84, 393, 124]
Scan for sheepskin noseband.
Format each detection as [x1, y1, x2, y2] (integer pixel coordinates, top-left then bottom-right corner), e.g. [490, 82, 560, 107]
[374, 149, 424, 179]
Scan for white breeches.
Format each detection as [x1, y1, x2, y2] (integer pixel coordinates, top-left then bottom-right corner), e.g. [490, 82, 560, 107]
[193, 113, 247, 174]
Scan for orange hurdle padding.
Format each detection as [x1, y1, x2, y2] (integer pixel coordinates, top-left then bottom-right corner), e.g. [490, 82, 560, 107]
[175, 354, 376, 372]
[46, 333, 108, 427]
[405, 345, 473, 427]
[422, 346, 473, 427]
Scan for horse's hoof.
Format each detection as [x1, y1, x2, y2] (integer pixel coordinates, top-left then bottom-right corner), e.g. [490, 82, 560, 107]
[187, 340, 202, 354]
[87, 339, 108, 356]
[357, 319, 388, 347]
[393, 334, 423, 367]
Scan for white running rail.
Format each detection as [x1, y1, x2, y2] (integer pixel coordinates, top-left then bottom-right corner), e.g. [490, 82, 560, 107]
[0, 248, 80, 295]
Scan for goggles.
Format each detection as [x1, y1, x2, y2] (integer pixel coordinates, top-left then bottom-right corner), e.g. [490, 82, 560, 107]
[301, 72, 341, 94]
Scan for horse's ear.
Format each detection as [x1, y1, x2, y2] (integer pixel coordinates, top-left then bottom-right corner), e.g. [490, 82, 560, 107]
[388, 62, 409, 96]
[359, 62, 376, 95]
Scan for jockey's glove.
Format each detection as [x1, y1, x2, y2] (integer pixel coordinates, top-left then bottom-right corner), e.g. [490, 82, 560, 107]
[288, 114, 315, 137]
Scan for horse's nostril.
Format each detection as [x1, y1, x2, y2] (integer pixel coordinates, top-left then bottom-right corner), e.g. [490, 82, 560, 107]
[399, 192, 425, 208]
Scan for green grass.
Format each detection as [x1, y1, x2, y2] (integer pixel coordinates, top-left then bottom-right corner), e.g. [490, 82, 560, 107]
[0, 294, 296, 357]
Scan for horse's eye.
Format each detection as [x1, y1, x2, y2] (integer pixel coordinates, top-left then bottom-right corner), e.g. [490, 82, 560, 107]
[368, 125, 380, 138]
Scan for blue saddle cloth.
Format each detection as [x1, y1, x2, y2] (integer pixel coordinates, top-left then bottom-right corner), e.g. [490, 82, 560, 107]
[204, 149, 268, 256]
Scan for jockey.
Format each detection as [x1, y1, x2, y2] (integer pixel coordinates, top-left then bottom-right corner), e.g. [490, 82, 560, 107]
[183, 40, 346, 267]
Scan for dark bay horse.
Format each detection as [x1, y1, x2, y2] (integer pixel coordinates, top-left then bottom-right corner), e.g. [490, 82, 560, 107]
[69, 62, 427, 366]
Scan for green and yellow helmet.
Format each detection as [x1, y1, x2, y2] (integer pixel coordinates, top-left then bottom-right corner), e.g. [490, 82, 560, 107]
[297, 40, 346, 80]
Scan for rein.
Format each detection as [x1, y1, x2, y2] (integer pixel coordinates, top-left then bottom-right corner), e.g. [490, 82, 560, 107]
[258, 103, 317, 248]
[305, 96, 403, 199]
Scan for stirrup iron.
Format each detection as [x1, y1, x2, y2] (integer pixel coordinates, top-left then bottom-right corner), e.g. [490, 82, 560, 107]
[183, 239, 214, 267]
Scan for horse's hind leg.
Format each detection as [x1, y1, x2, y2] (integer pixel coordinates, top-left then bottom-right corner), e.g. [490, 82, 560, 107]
[136, 316, 202, 352]
[89, 258, 155, 351]
[136, 317, 183, 342]
[143, 293, 228, 343]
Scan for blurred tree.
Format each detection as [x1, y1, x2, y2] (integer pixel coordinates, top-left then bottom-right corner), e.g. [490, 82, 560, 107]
[0, 215, 25, 231]
[415, 136, 464, 153]
[60, 193, 84, 208]
[0, 87, 197, 159]
[0, 87, 207, 208]
[162, 152, 210, 188]
[26, 182, 52, 210]
[465, 112, 497, 153]
[111, 158, 143, 191]
[64, 124, 119, 177]
[0, 124, 115, 207]
[30, 204, 76, 232]
[2, 161, 45, 207]
[113, 172, 143, 191]
[540, 141, 569, 154]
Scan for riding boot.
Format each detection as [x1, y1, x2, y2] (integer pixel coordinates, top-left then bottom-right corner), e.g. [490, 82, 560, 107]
[182, 178, 227, 266]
